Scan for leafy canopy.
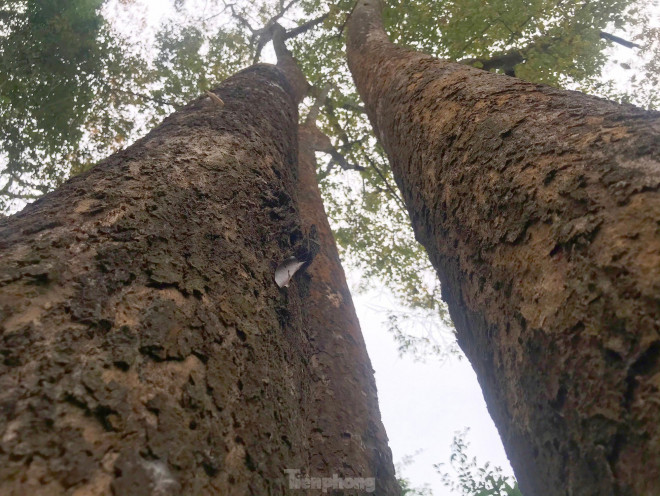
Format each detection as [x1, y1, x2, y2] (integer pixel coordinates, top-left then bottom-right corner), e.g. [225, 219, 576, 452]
[0, 0, 150, 208]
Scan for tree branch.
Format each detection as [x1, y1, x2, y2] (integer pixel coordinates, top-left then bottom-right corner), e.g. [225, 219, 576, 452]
[308, 86, 405, 208]
[305, 85, 331, 126]
[268, 0, 301, 26]
[324, 148, 366, 173]
[309, 85, 365, 114]
[222, 1, 258, 35]
[0, 174, 45, 200]
[272, 23, 309, 103]
[115, 88, 180, 109]
[600, 31, 641, 49]
[459, 50, 525, 76]
[331, 1, 359, 39]
[284, 13, 329, 40]
[363, 154, 406, 209]
[253, 12, 329, 63]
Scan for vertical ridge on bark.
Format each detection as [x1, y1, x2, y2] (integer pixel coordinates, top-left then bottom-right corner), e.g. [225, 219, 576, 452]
[297, 123, 400, 494]
[0, 63, 395, 495]
[347, 2, 660, 495]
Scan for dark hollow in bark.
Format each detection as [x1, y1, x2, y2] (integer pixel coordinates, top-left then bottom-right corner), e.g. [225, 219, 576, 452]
[348, 2, 660, 495]
[0, 64, 397, 495]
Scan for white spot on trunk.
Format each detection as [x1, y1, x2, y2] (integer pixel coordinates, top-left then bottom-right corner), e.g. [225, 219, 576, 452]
[275, 256, 305, 288]
[205, 90, 225, 108]
[142, 460, 180, 496]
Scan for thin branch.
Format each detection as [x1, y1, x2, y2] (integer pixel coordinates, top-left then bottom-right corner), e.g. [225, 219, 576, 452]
[364, 154, 406, 210]
[338, 135, 369, 151]
[307, 82, 405, 211]
[253, 31, 271, 63]
[284, 13, 329, 39]
[459, 49, 525, 75]
[332, 1, 359, 39]
[223, 1, 258, 34]
[323, 97, 352, 146]
[303, 86, 366, 173]
[9, 173, 50, 194]
[311, 85, 365, 114]
[251, 0, 302, 63]
[324, 148, 366, 172]
[457, 24, 492, 55]
[457, 36, 557, 77]
[600, 31, 641, 49]
[338, 101, 365, 113]
[254, 12, 329, 63]
[0, 174, 45, 200]
[115, 88, 180, 109]
[269, 0, 301, 26]
[0, 188, 41, 200]
[305, 85, 331, 125]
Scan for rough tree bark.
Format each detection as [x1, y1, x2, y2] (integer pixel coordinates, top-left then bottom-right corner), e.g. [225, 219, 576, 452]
[347, 1, 660, 495]
[274, 28, 400, 492]
[296, 121, 399, 494]
[0, 64, 397, 495]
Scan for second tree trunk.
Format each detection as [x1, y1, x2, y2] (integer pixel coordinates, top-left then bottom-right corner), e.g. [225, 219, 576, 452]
[348, 2, 660, 495]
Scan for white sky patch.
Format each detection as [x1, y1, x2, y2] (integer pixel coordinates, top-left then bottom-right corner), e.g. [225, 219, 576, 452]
[352, 283, 513, 495]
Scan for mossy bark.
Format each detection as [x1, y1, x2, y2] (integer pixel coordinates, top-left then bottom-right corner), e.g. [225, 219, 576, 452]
[0, 64, 397, 495]
[348, 2, 660, 495]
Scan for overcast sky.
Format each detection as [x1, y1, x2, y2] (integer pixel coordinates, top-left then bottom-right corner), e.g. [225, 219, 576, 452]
[353, 286, 513, 494]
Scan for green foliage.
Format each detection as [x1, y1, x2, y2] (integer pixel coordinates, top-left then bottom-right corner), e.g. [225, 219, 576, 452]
[384, 0, 636, 86]
[0, 0, 147, 210]
[436, 430, 523, 496]
[150, 21, 253, 110]
[395, 451, 434, 495]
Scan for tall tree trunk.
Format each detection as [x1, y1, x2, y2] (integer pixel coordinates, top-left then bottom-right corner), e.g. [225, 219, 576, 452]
[347, 2, 660, 495]
[272, 28, 400, 494]
[296, 122, 399, 494]
[0, 64, 397, 495]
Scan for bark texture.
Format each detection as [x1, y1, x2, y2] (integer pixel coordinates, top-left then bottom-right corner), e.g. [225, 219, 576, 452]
[348, 2, 660, 495]
[0, 64, 396, 495]
[297, 123, 399, 494]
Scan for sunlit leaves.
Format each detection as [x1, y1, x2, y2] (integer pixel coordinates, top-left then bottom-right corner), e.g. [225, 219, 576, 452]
[0, 0, 148, 210]
[385, 0, 639, 87]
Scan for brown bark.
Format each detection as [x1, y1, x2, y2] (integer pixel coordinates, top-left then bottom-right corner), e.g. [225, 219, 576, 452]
[297, 122, 400, 494]
[0, 64, 396, 495]
[274, 27, 399, 492]
[347, 2, 660, 495]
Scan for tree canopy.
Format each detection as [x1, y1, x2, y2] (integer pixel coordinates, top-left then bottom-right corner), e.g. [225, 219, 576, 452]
[1, 0, 658, 354]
